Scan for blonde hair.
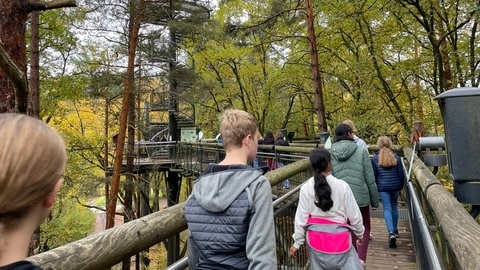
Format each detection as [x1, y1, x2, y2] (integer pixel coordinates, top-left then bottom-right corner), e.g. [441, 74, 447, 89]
[220, 109, 258, 149]
[342, 119, 357, 132]
[377, 136, 397, 167]
[274, 131, 284, 141]
[0, 114, 66, 224]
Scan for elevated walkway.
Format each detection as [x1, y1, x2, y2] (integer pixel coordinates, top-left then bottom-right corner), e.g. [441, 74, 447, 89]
[368, 217, 416, 269]
[368, 203, 416, 269]
[27, 142, 480, 270]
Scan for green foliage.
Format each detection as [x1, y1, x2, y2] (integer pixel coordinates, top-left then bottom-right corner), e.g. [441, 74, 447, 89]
[177, 0, 480, 142]
[40, 198, 96, 251]
[30, 0, 479, 251]
[181, 1, 317, 137]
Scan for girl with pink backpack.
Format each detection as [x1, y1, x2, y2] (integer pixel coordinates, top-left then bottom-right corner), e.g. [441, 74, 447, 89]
[289, 148, 365, 269]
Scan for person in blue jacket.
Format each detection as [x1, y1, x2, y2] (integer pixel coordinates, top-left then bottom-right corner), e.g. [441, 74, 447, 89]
[371, 136, 405, 248]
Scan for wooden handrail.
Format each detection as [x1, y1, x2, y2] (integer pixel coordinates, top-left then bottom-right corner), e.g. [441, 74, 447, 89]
[28, 203, 187, 270]
[27, 158, 311, 270]
[27, 144, 480, 270]
[404, 147, 480, 270]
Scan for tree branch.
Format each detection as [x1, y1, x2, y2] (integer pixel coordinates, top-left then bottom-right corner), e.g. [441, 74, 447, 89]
[27, 0, 77, 11]
[0, 43, 28, 105]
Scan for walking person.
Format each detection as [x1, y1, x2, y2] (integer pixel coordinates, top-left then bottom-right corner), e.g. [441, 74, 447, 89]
[371, 136, 405, 248]
[184, 109, 277, 269]
[0, 113, 67, 270]
[343, 120, 373, 240]
[330, 123, 379, 266]
[252, 134, 264, 168]
[409, 120, 426, 146]
[342, 119, 368, 150]
[263, 131, 277, 170]
[289, 148, 364, 270]
[274, 130, 290, 188]
[409, 120, 426, 156]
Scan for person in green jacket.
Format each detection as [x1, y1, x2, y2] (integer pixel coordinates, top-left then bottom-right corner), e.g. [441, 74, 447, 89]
[330, 123, 379, 267]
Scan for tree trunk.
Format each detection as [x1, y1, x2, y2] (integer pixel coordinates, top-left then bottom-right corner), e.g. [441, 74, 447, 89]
[29, 8, 41, 117]
[0, 0, 76, 113]
[122, 73, 137, 270]
[106, 0, 145, 229]
[0, 1, 28, 113]
[305, 0, 327, 133]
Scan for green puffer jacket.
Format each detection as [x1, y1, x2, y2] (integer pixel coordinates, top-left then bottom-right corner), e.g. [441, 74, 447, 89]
[330, 140, 379, 208]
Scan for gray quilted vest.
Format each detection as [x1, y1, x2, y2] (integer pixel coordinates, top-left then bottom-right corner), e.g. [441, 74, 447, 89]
[185, 188, 252, 269]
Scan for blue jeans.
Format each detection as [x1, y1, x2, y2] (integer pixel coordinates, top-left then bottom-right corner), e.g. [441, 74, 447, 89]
[379, 191, 399, 234]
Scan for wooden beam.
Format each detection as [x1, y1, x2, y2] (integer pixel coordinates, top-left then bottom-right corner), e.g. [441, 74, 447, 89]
[28, 203, 187, 270]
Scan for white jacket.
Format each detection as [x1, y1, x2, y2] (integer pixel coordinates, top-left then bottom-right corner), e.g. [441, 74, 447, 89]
[292, 174, 364, 248]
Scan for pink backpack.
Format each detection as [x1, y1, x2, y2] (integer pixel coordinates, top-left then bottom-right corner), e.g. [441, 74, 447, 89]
[306, 217, 352, 254]
[305, 216, 363, 270]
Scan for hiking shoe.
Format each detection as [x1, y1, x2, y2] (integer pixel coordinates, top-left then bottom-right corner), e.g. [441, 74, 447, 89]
[394, 230, 399, 238]
[389, 233, 397, 248]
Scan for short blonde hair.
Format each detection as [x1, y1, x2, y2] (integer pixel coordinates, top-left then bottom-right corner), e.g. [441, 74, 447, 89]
[342, 119, 357, 132]
[377, 136, 397, 167]
[0, 114, 66, 224]
[220, 109, 258, 149]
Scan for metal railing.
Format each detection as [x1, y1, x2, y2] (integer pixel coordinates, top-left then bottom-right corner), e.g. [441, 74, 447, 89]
[27, 142, 479, 270]
[165, 144, 443, 270]
[166, 183, 310, 270]
[403, 147, 480, 270]
[403, 151, 444, 270]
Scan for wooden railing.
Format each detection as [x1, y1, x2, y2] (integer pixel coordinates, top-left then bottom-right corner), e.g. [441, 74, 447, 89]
[403, 147, 480, 270]
[26, 143, 480, 270]
[27, 155, 311, 270]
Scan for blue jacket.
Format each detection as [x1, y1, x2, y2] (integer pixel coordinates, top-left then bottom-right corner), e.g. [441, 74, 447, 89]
[371, 153, 405, 192]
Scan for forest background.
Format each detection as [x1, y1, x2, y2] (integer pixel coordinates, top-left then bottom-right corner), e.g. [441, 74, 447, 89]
[0, 0, 479, 260]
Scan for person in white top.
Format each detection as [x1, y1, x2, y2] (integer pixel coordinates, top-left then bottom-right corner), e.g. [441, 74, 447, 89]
[289, 148, 365, 269]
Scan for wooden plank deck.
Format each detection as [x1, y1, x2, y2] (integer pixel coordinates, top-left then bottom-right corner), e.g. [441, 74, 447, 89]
[366, 216, 417, 269]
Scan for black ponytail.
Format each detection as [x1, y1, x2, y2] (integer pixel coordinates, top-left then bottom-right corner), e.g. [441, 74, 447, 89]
[309, 148, 333, 211]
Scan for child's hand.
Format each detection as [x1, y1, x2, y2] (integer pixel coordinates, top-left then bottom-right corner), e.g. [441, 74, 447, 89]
[289, 246, 298, 257]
